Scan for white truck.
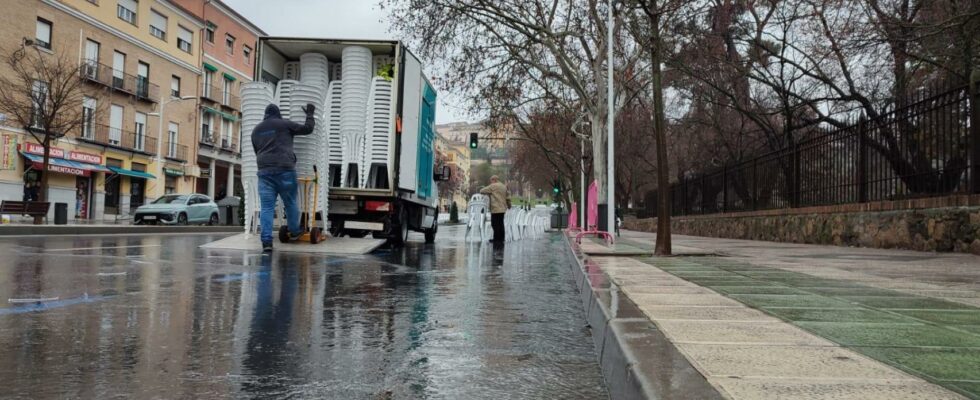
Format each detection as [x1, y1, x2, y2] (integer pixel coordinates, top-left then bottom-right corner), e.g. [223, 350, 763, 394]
[254, 37, 449, 244]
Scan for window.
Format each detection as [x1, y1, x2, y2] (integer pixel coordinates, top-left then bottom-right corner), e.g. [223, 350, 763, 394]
[222, 77, 231, 104]
[167, 122, 178, 158]
[225, 34, 235, 54]
[243, 45, 251, 64]
[134, 112, 146, 151]
[117, 0, 137, 25]
[149, 10, 167, 40]
[165, 175, 177, 194]
[177, 26, 192, 53]
[82, 97, 96, 139]
[170, 75, 180, 97]
[112, 51, 125, 89]
[203, 70, 213, 98]
[109, 104, 123, 145]
[83, 39, 99, 79]
[221, 118, 232, 148]
[201, 112, 212, 142]
[35, 18, 52, 50]
[136, 61, 149, 98]
[31, 80, 48, 128]
[205, 21, 215, 43]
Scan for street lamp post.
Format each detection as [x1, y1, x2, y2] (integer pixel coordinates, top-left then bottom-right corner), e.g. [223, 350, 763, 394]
[149, 95, 195, 199]
[606, 0, 616, 235]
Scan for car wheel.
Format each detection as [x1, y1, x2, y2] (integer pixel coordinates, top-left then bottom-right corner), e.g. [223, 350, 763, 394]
[208, 213, 219, 226]
[177, 213, 188, 225]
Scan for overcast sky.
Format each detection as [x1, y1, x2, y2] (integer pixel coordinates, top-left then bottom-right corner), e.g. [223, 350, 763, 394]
[224, 0, 473, 125]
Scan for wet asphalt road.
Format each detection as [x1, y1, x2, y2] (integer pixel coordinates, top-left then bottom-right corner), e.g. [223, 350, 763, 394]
[0, 225, 607, 399]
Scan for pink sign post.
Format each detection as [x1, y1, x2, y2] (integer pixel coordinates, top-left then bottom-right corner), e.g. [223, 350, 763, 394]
[575, 180, 614, 244]
[567, 202, 579, 232]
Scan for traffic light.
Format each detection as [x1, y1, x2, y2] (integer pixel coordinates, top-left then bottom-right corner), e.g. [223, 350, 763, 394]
[552, 180, 560, 195]
[469, 132, 478, 149]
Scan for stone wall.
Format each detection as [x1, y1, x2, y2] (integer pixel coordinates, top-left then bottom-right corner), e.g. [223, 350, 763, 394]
[626, 203, 980, 255]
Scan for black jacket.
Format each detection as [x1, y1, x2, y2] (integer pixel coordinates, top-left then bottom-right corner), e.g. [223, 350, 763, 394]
[251, 104, 314, 172]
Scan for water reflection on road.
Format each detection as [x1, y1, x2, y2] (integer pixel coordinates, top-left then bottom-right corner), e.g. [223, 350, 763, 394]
[0, 226, 606, 399]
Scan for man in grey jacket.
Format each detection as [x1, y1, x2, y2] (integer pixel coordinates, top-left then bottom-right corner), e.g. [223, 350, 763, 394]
[252, 103, 315, 252]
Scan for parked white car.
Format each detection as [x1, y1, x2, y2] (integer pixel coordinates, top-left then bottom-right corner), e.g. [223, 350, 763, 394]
[134, 194, 219, 225]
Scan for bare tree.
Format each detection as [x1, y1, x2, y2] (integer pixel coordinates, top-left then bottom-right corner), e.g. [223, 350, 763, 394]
[383, 0, 648, 215]
[0, 44, 104, 223]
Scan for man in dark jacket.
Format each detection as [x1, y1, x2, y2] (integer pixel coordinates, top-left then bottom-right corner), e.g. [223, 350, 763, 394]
[252, 103, 316, 252]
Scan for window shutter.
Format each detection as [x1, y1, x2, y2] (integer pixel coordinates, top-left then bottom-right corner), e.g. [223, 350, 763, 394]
[178, 26, 192, 43]
[150, 11, 167, 32]
[119, 0, 137, 11]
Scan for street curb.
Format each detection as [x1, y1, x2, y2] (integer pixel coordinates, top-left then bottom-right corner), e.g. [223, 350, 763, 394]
[561, 234, 723, 400]
[0, 225, 242, 236]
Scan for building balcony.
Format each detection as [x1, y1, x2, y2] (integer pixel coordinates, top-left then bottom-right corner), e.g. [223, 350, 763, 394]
[219, 137, 239, 154]
[164, 142, 188, 162]
[79, 123, 157, 155]
[79, 61, 159, 103]
[201, 83, 240, 111]
[200, 130, 217, 147]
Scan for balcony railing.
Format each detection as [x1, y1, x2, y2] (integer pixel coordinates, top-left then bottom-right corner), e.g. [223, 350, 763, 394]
[220, 137, 239, 154]
[200, 83, 240, 110]
[80, 61, 159, 103]
[200, 130, 216, 146]
[165, 142, 188, 162]
[80, 123, 157, 155]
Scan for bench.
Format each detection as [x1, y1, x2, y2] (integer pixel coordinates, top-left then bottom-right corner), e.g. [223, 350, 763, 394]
[0, 200, 51, 218]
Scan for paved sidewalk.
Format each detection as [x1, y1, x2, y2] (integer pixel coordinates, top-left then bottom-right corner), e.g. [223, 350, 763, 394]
[578, 231, 980, 399]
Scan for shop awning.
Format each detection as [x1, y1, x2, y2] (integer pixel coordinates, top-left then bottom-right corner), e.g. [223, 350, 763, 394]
[222, 72, 237, 81]
[108, 166, 156, 179]
[203, 62, 219, 72]
[202, 106, 239, 122]
[21, 152, 111, 177]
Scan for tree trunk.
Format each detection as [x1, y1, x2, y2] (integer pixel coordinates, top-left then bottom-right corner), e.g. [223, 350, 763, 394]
[650, 12, 671, 256]
[35, 137, 51, 225]
[590, 110, 607, 202]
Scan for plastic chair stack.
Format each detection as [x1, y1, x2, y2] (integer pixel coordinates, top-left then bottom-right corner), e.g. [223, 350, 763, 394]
[339, 46, 372, 188]
[240, 81, 274, 235]
[464, 194, 490, 242]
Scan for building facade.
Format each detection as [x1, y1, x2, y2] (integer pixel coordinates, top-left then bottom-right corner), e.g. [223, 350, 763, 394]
[0, 0, 203, 221]
[435, 132, 471, 212]
[171, 0, 264, 201]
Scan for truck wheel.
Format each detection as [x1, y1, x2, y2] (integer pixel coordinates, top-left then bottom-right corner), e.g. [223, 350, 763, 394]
[424, 221, 437, 243]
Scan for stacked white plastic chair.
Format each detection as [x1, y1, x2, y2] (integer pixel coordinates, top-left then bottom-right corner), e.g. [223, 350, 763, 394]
[283, 62, 301, 80]
[465, 194, 490, 242]
[299, 53, 330, 89]
[361, 77, 394, 188]
[325, 81, 343, 185]
[339, 46, 372, 188]
[240, 81, 274, 235]
[274, 80, 297, 120]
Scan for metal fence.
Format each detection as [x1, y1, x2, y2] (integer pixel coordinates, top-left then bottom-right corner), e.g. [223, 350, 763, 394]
[664, 84, 978, 216]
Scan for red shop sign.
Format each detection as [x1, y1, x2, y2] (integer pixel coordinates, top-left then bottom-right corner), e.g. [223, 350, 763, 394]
[23, 142, 66, 158]
[69, 151, 102, 164]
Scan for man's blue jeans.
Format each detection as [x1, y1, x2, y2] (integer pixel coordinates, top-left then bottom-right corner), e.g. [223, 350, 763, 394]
[258, 169, 301, 244]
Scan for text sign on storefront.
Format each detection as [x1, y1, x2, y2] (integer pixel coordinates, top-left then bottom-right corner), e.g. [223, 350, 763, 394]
[23, 142, 66, 158]
[47, 164, 87, 177]
[1, 134, 16, 170]
[69, 151, 102, 164]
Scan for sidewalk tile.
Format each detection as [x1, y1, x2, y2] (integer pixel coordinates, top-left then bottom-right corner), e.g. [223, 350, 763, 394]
[840, 296, 974, 310]
[797, 322, 980, 347]
[677, 344, 909, 379]
[889, 310, 980, 325]
[658, 320, 833, 346]
[710, 378, 965, 400]
[630, 293, 743, 307]
[856, 347, 980, 381]
[713, 286, 810, 295]
[730, 294, 860, 309]
[764, 308, 909, 323]
[619, 285, 717, 295]
[806, 287, 909, 297]
[639, 306, 776, 322]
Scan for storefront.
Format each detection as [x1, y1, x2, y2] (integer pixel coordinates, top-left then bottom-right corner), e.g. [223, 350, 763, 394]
[106, 164, 156, 214]
[164, 165, 184, 195]
[18, 143, 109, 220]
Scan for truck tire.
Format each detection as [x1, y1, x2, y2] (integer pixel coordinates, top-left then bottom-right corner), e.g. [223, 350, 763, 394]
[424, 221, 437, 243]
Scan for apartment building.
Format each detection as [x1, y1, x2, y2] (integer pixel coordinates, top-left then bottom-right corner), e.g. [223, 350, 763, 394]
[435, 132, 471, 211]
[172, 0, 264, 201]
[0, 0, 203, 221]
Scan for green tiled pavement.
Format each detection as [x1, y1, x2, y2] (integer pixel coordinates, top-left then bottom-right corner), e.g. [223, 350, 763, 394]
[637, 256, 980, 399]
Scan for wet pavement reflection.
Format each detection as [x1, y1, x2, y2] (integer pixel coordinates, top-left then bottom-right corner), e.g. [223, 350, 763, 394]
[0, 226, 607, 399]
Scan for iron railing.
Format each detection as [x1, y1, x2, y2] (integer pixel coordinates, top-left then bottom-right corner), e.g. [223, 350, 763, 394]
[165, 141, 188, 162]
[80, 123, 157, 155]
[201, 83, 240, 110]
[656, 84, 978, 216]
[79, 60, 159, 103]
